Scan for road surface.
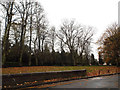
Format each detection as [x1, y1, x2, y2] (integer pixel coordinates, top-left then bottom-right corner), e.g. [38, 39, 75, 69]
[48, 74, 120, 88]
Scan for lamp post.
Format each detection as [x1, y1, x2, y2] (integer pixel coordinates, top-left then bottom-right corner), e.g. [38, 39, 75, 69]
[0, 21, 2, 90]
[118, 1, 120, 26]
[0, 21, 2, 67]
[0, 21, 1, 64]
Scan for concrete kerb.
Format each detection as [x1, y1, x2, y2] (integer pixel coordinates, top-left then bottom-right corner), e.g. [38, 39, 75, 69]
[82, 73, 120, 79]
[40, 73, 120, 89]
[45, 72, 120, 83]
[2, 70, 120, 89]
[21, 73, 120, 89]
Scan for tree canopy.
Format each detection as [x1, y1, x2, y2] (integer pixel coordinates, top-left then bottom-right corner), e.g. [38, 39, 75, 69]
[0, 0, 95, 67]
[97, 24, 120, 66]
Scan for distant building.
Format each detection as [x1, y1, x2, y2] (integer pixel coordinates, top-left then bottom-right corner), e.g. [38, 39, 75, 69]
[103, 63, 107, 65]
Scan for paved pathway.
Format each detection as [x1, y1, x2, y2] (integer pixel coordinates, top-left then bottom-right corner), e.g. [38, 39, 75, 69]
[49, 74, 120, 88]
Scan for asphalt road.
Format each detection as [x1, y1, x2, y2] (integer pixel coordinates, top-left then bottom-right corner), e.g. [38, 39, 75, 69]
[48, 74, 120, 89]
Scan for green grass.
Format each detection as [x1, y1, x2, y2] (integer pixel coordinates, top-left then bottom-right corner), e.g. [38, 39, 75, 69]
[2, 66, 119, 74]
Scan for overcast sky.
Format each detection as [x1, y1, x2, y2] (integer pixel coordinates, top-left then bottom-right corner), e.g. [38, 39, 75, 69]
[39, 0, 119, 59]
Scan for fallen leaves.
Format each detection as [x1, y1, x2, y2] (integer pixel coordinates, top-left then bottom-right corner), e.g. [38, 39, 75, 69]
[2, 66, 120, 89]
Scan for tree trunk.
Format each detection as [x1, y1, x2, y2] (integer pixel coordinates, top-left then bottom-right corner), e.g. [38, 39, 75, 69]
[28, 4, 33, 66]
[70, 49, 75, 66]
[2, 2, 14, 66]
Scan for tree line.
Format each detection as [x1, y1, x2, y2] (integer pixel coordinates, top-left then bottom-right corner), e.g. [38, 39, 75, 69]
[0, 0, 98, 67]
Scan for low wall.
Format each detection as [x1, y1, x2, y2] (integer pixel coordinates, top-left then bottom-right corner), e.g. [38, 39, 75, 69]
[2, 69, 86, 89]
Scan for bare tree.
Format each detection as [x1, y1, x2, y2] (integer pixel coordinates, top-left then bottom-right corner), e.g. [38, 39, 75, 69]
[15, 0, 32, 66]
[40, 23, 48, 52]
[28, 2, 47, 65]
[56, 20, 83, 65]
[32, 36, 38, 65]
[77, 26, 93, 65]
[27, 1, 38, 66]
[11, 22, 21, 44]
[34, 2, 47, 52]
[48, 26, 56, 52]
[0, 1, 15, 66]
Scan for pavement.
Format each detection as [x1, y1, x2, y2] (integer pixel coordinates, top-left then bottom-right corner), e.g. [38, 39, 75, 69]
[46, 74, 120, 89]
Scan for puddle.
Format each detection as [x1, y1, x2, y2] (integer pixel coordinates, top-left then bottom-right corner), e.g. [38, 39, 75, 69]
[90, 77, 103, 80]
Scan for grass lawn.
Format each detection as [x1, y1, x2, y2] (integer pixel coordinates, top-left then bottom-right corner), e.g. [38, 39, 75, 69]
[2, 66, 120, 75]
